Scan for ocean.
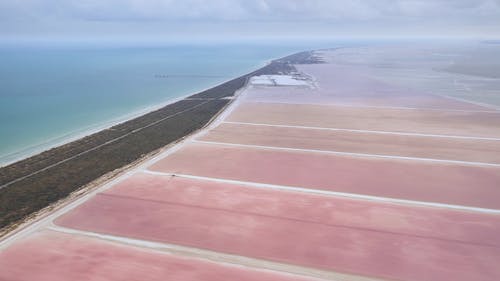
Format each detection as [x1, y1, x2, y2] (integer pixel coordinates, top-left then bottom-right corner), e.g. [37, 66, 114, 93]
[0, 41, 340, 166]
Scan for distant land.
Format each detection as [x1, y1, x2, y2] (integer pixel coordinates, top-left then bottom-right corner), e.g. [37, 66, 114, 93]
[482, 40, 500, 44]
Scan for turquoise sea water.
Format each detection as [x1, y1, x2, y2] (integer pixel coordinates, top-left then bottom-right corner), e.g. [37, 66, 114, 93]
[0, 41, 340, 165]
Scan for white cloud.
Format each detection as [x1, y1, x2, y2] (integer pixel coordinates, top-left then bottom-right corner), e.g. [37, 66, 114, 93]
[1, 0, 497, 21]
[0, 0, 498, 39]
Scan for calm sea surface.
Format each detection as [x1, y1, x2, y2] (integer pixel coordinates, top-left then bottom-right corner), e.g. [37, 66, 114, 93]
[0, 41, 340, 165]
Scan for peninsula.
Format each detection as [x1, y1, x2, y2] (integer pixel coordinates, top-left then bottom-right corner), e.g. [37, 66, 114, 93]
[0, 51, 320, 234]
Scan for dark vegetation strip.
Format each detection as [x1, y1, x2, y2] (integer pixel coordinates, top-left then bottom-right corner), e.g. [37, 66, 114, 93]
[0, 50, 319, 230]
[1, 99, 217, 190]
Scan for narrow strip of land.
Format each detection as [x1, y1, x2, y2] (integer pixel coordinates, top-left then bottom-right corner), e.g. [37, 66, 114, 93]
[0, 99, 216, 190]
[0, 51, 315, 231]
[192, 140, 500, 167]
[222, 121, 500, 141]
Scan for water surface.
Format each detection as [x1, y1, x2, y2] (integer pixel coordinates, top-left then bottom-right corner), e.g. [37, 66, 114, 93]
[0, 41, 343, 165]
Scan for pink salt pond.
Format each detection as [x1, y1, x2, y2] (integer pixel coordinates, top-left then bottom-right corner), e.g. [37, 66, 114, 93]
[148, 142, 500, 209]
[0, 231, 321, 281]
[55, 174, 500, 281]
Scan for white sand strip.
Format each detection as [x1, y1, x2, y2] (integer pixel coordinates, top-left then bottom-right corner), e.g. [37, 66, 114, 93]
[222, 121, 500, 141]
[46, 225, 374, 281]
[241, 101, 500, 113]
[192, 140, 500, 167]
[142, 170, 500, 214]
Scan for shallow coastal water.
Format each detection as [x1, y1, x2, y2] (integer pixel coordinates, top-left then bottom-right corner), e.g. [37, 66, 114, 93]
[0, 42, 336, 165]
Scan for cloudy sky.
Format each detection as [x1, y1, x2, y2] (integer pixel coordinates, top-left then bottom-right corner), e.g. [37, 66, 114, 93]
[1, 0, 499, 42]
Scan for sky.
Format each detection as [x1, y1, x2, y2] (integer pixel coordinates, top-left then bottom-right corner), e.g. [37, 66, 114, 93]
[1, 0, 499, 43]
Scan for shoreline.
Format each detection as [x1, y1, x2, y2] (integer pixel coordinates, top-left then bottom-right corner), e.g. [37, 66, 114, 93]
[0, 59, 275, 168]
[0, 50, 314, 232]
[0, 84, 243, 242]
[0, 62, 252, 241]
